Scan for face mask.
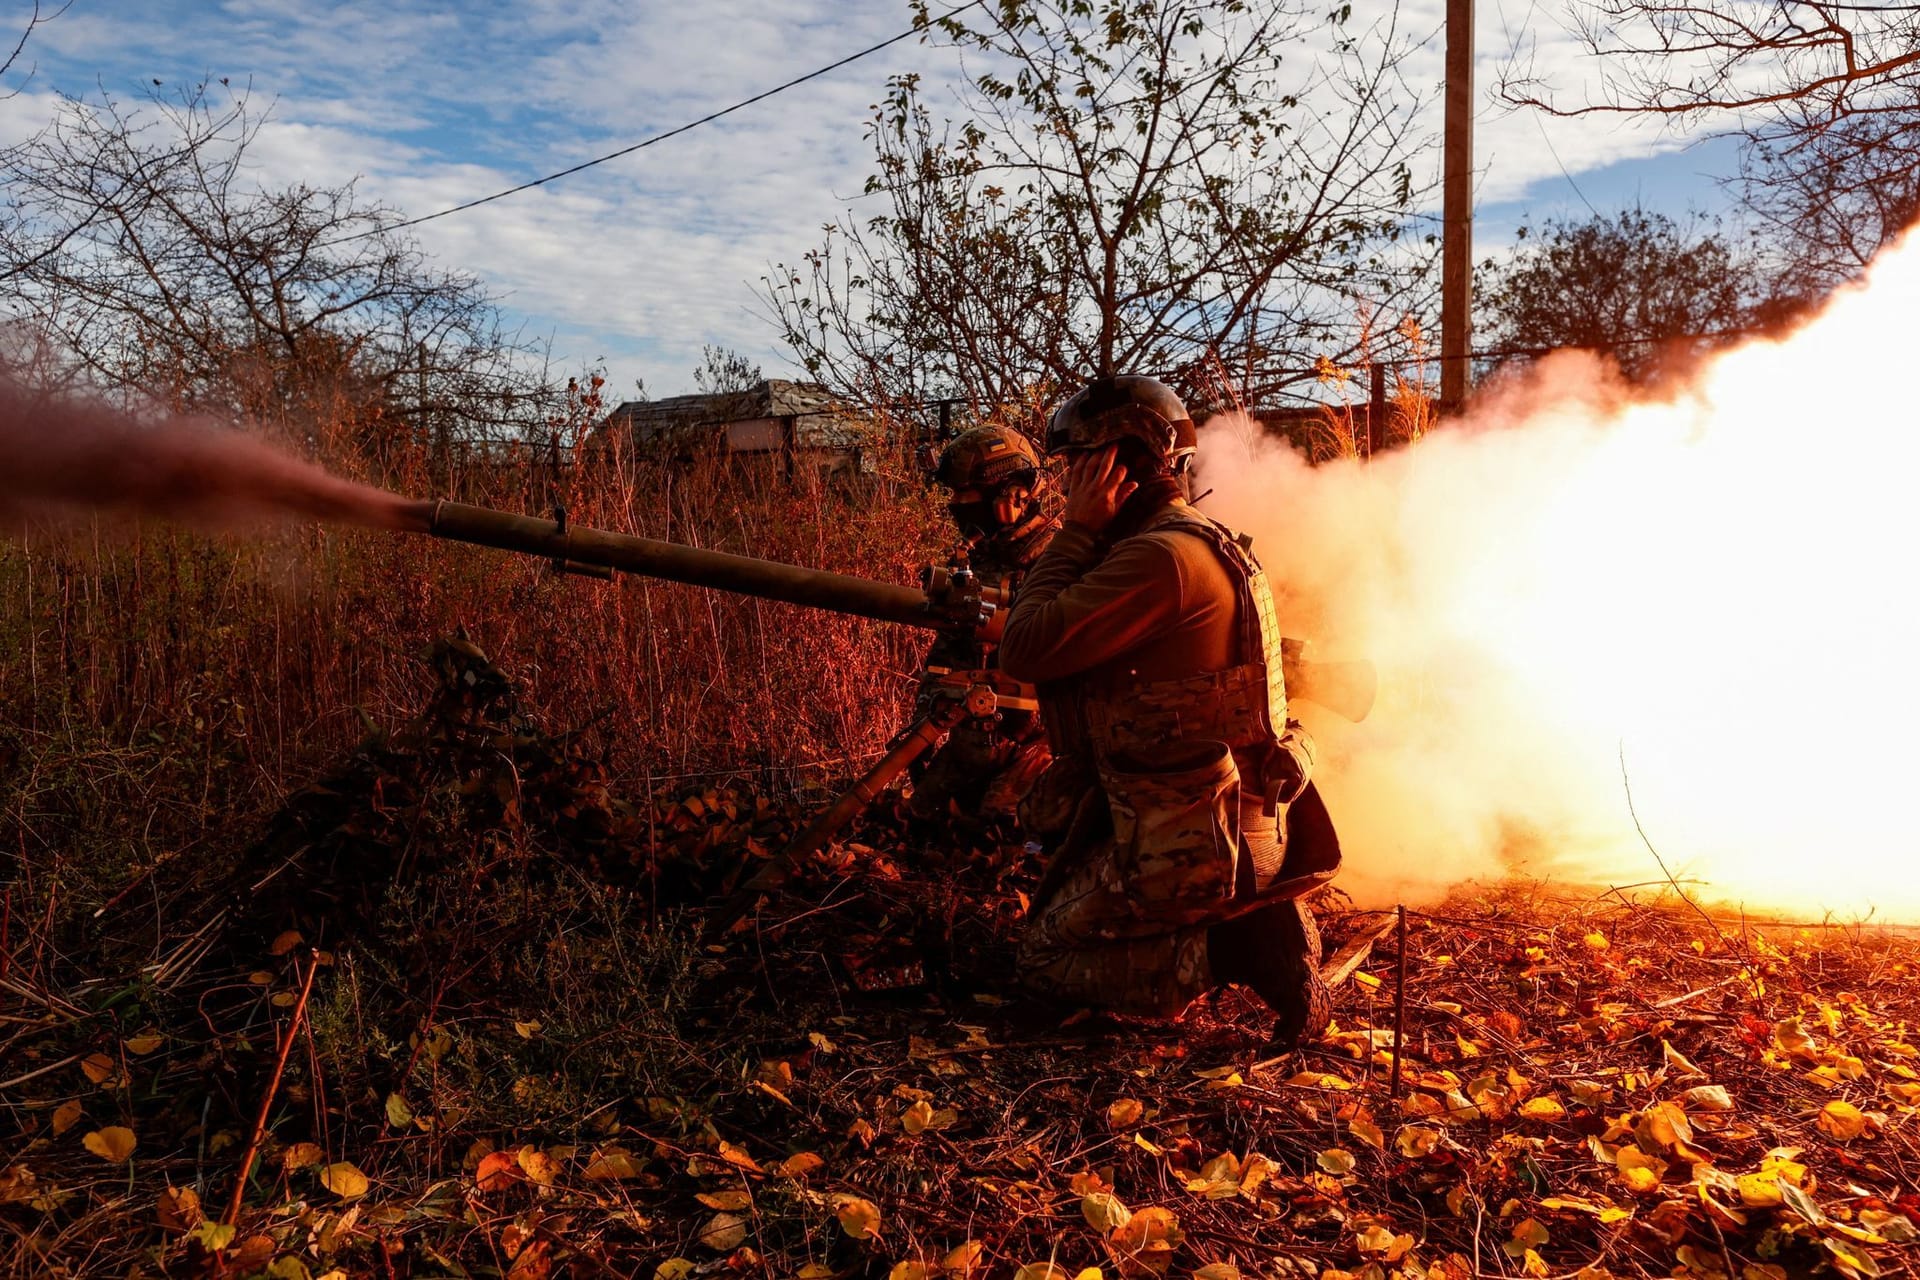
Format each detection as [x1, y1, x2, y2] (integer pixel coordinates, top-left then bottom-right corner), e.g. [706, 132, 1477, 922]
[948, 500, 997, 538]
[949, 470, 1037, 537]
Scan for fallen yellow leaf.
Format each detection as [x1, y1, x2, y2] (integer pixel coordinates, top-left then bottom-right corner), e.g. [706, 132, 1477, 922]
[50, 1100, 82, 1135]
[1082, 1190, 1132, 1233]
[1817, 1100, 1867, 1141]
[583, 1148, 645, 1180]
[834, 1194, 881, 1240]
[697, 1212, 747, 1252]
[123, 1033, 164, 1056]
[1317, 1148, 1356, 1175]
[318, 1162, 370, 1199]
[1662, 1040, 1706, 1077]
[779, 1151, 825, 1177]
[1356, 1226, 1413, 1261]
[1107, 1098, 1145, 1128]
[1519, 1096, 1567, 1123]
[717, 1140, 764, 1173]
[1396, 1126, 1442, 1158]
[82, 1126, 136, 1163]
[1616, 1148, 1668, 1194]
[156, 1183, 202, 1231]
[1502, 1217, 1549, 1258]
[1860, 1209, 1918, 1242]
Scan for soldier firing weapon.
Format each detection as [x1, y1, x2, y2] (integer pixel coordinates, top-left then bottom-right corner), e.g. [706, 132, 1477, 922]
[408, 497, 1377, 926]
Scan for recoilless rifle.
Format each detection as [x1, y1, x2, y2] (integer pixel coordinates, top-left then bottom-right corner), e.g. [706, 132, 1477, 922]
[414, 500, 1377, 919]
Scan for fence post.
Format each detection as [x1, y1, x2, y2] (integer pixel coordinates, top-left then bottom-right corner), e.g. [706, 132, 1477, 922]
[1368, 364, 1387, 457]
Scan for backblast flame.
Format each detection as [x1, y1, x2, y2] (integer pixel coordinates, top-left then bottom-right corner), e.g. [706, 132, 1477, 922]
[1198, 224, 1920, 919]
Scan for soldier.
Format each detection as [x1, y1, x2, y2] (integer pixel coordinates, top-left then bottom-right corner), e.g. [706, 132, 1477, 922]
[997, 376, 1340, 1049]
[903, 425, 1057, 826]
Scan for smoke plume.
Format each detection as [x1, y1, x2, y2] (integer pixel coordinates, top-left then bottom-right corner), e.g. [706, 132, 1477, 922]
[1196, 228, 1920, 918]
[0, 379, 426, 532]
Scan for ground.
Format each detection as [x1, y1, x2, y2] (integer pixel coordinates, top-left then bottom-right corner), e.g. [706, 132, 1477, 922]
[3, 650, 1917, 1280]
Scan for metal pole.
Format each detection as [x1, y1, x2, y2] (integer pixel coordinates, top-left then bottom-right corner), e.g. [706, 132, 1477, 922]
[1441, 0, 1474, 410]
[1390, 904, 1408, 1098]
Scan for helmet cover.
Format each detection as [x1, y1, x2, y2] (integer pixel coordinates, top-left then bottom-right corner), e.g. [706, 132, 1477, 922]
[1045, 375, 1196, 469]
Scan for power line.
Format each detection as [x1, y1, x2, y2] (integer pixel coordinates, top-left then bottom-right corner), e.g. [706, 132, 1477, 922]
[327, 0, 986, 247]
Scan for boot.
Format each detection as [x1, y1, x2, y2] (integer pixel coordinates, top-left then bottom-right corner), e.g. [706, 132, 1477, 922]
[1208, 897, 1331, 1052]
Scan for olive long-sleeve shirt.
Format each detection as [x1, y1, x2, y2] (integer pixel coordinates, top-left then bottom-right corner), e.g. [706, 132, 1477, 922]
[1000, 501, 1314, 818]
[998, 503, 1239, 688]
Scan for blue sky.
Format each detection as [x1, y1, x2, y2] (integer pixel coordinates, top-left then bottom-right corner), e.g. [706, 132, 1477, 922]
[3, 0, 1740, 398]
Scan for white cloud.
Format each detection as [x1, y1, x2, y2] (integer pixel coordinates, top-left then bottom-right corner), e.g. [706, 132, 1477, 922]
[4, 0, 1732, 394]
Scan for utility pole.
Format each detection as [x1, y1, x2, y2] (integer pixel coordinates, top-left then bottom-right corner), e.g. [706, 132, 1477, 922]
[1441, 0, 1474, 410]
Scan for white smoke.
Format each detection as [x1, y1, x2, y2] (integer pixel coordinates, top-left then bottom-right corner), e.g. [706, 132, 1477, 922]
[1196, 229, 1920, 917]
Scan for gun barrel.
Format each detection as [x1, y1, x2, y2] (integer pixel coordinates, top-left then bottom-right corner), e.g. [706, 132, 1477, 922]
[423, 499, 1378, 722]
[426, 499, 939, 629]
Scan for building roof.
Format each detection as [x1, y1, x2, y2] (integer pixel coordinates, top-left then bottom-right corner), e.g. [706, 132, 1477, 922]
[606, 380, 835, 433]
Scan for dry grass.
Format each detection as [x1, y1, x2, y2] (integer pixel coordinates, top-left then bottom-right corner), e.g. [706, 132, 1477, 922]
[0, 422, 948, 937]
[3, 415, 1917, 1280]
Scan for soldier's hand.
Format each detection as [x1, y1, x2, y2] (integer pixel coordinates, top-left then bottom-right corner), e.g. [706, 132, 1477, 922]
[1061, 445, 1137, 533]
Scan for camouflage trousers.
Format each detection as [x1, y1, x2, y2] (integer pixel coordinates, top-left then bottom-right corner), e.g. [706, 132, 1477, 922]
[907, 724, 1051, 823]
[1017, 740, 1241, 1017]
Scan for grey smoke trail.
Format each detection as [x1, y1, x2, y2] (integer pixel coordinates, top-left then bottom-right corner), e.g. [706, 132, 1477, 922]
[0, 379, 425, 532]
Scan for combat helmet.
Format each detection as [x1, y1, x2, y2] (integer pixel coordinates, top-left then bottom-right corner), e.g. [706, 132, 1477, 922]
[935, 424, 1053, 557]
[935, 424, 1043, 494]
[1045, 375, 1197, 472]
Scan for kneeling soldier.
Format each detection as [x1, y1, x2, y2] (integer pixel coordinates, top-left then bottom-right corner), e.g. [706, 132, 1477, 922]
[998, 376, 1340, 1049]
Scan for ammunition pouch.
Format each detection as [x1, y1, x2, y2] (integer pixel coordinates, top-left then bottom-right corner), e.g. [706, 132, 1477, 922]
[1217, 781, 1343, 916]
[1099, 738, 1240, 926]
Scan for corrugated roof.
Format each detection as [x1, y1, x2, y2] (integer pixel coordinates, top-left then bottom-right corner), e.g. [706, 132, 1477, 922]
[605, 380, 845, 438]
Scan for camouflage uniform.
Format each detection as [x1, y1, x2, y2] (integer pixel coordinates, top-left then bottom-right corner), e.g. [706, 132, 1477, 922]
[905, 534, 1052, 823]
[999, 504, 1335, 1018]
[905, 427, 1056, 825]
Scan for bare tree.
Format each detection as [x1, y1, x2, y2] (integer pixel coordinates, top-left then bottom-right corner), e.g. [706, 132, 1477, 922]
[1735, 106, 1920, 295]
[692, 344, 764, 395]
[0, 83, 554, 461]
[1, 0, 68, 99]
[1476, 207, 1777, 382]
[767, 0, 1434, 421]
[1499, 2, 1920, 290]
